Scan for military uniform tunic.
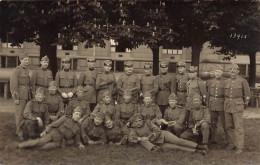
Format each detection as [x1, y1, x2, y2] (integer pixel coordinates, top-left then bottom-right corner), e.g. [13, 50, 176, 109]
[114, 102, 138, 125]
[45, 93, 64, 121]
[137, 104, 162, 124]
[117, 73, 140, 104]
[92, 102, 115, 120]
[224, 76, 250, 150]
[96, 72, 116, 103]
[66, 99, 91, 120]
[105, 121, 129, 143]
[176, 73, 189, 106]
[55, 70, 77, 95]
[140, 75, 158, 99]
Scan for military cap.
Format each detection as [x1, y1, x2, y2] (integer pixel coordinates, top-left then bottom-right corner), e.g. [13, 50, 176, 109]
[87, 57, 96, 62]
[62, 56, 71, 63]
[103, 90, 111, 98]
[123, 90, 132, 96]
[160, 60, 169, 68]
[177, 60, 186, 67]
[169, 93, 177, 100]
[76, 86, 84, 92]
[104, 60, 112, 66]
[124, 61, 133, 67]
[214, 64, 223, 71]
[143, 92, 152, 98]
[36, 87, 45, 94]
[189, 66, 198, 73]
[193, 93, 202, 100]
[93, 112, 105, 120]
[19, 53, 29, 60]
[144, 62, 152, 69]
[129, 114, 143, 123]
[229, 63, 239, 70]
[73, 106, 82, 114]
[49, 81, 57, 87]
[41, 55, 49, 62]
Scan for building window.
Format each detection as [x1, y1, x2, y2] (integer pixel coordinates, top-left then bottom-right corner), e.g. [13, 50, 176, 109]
[110, 39, 118, 52]
[110, 39, 131, 53]
[163, 46, 182, 55]
[2, 43, 24, 48]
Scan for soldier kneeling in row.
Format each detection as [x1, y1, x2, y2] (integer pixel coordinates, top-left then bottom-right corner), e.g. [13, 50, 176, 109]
[18, 106, 85, 150]
[23, 87, 50, 140]
[180, 93, 211, 150]
[128, 114, 207, 155]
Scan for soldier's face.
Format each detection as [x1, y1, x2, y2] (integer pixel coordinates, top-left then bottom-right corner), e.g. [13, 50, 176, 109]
[125, 66, 133, 74]
[76, 91, 84, 100]
[94, 117, 103, 126]
[35, 93, 45, 102]
[144, 97, 152, 106]
[104, 120, 113, 129]
[88, 61, 95, 68]
[144, 69, 152, 75]
[123, 95, 131, 103]
[104, 65, 112, 72]
[215, 70, 223, 79]
[63, 62, 71, 70]
[169, 100, 177, 108]
[177, 67, 185, 74]
[229, 68, 239, 78]
[72, 112, 82, 122]
[193, 98, 201, 108]
[132, 119, 144, 128]
[160, 67, 168, 73]
[103, 96, 111, 104]
[21, 58, 30, 66]
[48, 86, 57, 94]
[40, 61, 49, 69]
[209, 71, 215, 78]
[188, 72, 197, 79]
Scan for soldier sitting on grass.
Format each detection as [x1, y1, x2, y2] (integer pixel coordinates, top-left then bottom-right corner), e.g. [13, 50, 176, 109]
[104, 117, 129, 146]
[128, 114, 207, 155]
[162, 93, 186, 137]
[18, 106, 85, 150]
[81, 113, 107, 145]
[23, 87, 50, 140]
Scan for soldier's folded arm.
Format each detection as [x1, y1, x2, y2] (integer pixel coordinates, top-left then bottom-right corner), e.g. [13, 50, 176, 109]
[23, 101, 37, 121]
[130, 87, 140, 94]
[45, 116, 66, 133]
[242, 79, 251, 103]
[128, 129, 140, 143]
[116, 87, 125, 95]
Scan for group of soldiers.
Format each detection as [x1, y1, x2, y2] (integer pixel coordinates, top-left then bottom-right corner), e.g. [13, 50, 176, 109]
[10, 53, 250, 155]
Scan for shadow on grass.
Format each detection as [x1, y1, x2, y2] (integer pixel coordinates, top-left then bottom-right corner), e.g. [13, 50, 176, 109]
[0, 112, 259, 165]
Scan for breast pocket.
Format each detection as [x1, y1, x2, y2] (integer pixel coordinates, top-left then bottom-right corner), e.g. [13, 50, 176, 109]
[19, 72, 29, 85]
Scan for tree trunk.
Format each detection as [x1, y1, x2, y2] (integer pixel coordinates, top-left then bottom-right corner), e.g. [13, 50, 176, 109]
[248, 50, 256, 87]
[151, 45, 160, 75]
[39, 25, 58, 79]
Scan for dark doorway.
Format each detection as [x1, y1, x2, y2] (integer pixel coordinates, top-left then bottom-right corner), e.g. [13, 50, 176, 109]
[115, 61, 124, 72]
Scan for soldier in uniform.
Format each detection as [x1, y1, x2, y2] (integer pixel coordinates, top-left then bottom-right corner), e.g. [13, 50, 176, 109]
[128, 114, 207, 154]
[180, 93, 211, 149]
[31, 55, 53, 97]
[96, 60, 116, 104]
[114, 90, 138, 126]
[45, 81, 65, 123]
[81, 113, 107, 145]
[156, 60, 176, 116]
[66, 86, 91, 124]
[140, 62, 158, 103]
[104, 117, 129, 145]
[23, 87, 50, 140]
[92, 90, 115, 120]
[18, 106, 85, 150]
[10, 53, 31, 141]
[176, 60, 189, 107]
[224, 63, 250, 154]
[55, 57, 77, 105]
[163, 93, 185, 137]
[206, 64, 228, 144]
[117, 61, 140, 104]
[78, 57, 98, 111]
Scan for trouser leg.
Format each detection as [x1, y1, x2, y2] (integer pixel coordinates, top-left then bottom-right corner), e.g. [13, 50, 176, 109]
[180, 129, 197, 143]
[173, 124, 184, 137]
[18, 134, 52, 149]
[38, 142, 61, 150]
[163, 130, 197, 149]
[225, 112, 235, 147]
[140, 140, 156, 151]
[15, 100, 27, 137]
[219, 111, 229, 142]
[200, 122, 210, 144]
[210, 111, 218, 142]
[233, 112, 244, 150]
[160, 143, 196, 153]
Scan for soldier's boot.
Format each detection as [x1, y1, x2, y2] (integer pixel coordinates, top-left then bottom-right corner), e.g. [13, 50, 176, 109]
[196, 144, 208, 151]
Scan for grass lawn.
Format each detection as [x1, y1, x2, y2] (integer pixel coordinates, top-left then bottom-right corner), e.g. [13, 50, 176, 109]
[0, 112, 259, 165]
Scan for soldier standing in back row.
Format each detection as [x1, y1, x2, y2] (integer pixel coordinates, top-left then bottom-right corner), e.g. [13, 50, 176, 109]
[140, 62, 158, 103]
[224, 63, 250, 154]
[117, 61, 140, 104]
[10, 54, 31, 141]
[176, 60, 189, 107]
[78, 57, 98, 111]
[55, 57, 77, 106]
[206, 64, 228, 144]
[96, 60, 116, 104]
[31, 55, 53, 97]
[156, 61, 176, 116]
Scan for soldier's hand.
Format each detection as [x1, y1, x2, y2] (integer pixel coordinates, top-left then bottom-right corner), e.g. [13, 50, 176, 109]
[140, 137, 149, 141]
[40, 131, 47, 137]
[14, 100, 20, 105]
[62, 93, 68, 98]
[68, 92, 73, 98]
[88, 140, 96, 145]
[36, 117, 43, 128]
[192, 127, 198, 135]
[126, 122, 130, 127]
[78, 144, 85, 149]
[78, 118, 84, 124]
